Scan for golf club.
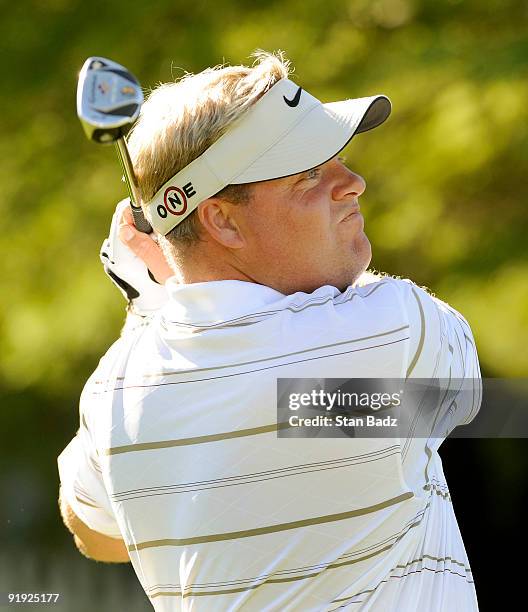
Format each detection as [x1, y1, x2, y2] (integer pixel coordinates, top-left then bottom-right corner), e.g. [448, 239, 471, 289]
[77, 56, 152, 233]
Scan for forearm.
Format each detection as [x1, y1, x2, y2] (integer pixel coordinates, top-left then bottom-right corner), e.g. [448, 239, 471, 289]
[59, 488, 130, 563]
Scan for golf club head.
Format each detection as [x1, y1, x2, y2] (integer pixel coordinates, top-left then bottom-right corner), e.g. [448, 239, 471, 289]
[77, 57, 143, 144]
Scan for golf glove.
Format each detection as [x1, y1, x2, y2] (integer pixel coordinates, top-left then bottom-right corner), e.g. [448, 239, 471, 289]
[100, 199, 169, 316]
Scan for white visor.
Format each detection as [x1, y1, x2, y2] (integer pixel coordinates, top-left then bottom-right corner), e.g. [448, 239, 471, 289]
[144, 79, 391, 235]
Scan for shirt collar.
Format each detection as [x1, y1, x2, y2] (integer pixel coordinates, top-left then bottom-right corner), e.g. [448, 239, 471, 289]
[163, 279, 288, 326]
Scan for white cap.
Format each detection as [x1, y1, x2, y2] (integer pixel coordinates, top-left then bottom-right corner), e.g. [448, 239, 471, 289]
[144, 79, 391, 235]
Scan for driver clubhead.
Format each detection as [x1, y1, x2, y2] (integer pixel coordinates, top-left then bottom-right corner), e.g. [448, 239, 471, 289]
[77, 56, 143, 144]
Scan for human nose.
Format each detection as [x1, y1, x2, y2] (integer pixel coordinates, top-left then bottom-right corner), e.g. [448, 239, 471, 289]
[332, 165, 366, 201]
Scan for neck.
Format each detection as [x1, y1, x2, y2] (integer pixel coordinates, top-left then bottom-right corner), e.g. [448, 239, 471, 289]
[168, 240, 255, 286]
[172, 265, 254, 286]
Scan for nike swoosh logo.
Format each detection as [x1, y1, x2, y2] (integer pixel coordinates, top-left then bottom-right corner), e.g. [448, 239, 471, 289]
[283, 87, 302, 107]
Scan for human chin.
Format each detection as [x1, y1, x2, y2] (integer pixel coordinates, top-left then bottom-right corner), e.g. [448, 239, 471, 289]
[353, 230, 371, 261]
[346, 234, 371, 286]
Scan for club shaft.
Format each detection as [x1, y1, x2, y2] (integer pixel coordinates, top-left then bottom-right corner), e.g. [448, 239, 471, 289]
[115, 138, 152, 234]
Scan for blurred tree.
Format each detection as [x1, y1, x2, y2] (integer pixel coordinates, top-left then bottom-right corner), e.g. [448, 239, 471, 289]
[1, 0, 526, 397]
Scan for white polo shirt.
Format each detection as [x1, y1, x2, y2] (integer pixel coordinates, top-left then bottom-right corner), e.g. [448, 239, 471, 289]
[58, 276, 481, 611]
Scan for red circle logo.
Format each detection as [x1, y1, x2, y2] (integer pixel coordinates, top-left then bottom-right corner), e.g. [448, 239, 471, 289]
[163, 187, 187, 216]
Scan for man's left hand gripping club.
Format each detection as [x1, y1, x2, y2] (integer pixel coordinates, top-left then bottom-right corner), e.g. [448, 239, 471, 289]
[99, 199, 173, 317]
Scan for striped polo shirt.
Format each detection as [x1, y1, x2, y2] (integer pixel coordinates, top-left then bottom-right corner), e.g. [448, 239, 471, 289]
[58, 275, 481, 611]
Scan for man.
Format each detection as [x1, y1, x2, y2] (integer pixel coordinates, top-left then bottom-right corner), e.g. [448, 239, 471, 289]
[58, 51, 481, 610]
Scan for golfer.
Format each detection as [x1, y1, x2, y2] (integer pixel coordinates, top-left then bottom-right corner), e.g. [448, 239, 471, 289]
[58, 51, 481, 611]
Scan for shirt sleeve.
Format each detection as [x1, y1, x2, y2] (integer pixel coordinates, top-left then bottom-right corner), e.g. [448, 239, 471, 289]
[401, 280, 482, 436]
[57, 421, 122, 539]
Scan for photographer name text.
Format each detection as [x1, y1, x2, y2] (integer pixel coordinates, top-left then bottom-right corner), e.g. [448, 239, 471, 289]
[289, 415, 398, 427]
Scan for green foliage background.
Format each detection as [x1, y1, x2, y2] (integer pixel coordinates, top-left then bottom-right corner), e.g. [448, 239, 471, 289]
[0, 0, 526, 604]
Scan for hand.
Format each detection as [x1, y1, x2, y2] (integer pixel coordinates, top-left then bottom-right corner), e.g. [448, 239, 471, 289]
[100, 199, 171, 316]
[117, 204, 173, 284]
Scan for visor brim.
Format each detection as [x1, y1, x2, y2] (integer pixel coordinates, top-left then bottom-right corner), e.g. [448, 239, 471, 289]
[232, 95, 391, 184]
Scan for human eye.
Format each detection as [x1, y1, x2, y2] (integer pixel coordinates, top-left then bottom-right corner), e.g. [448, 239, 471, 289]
[305, 167, 321, 180]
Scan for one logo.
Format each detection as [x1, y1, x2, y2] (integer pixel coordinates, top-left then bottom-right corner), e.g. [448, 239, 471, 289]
[157, 182, 197, 219]
[283, 87, 302, 108]
[121, 86, 135, 96]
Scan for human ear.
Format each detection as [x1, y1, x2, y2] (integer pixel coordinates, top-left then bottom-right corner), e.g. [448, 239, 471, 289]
[197, 199, 245, 249]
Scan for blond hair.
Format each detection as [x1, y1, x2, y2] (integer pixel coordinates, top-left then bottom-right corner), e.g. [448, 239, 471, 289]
[128, 51, 291, 260]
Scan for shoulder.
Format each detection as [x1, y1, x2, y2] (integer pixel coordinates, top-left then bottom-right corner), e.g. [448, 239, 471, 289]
[356, 272, 471, 330]
[345, 272, 440, 326]
[79, 320, 153, 429]
[385, 277, 477, 377]
[386, 276, 474, 340]
[354, 273, 478, 377]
